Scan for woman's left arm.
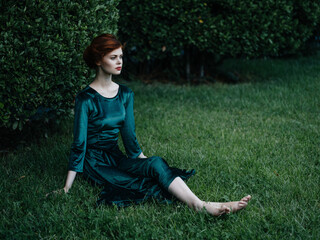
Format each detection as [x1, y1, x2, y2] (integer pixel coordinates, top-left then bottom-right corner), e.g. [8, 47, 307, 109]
[120, 91, 144, 158]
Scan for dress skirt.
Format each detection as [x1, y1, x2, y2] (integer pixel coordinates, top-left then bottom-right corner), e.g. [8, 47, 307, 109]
[82, 144, 195, 207]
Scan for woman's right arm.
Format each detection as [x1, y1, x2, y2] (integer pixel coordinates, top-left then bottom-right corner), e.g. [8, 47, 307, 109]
[63, 170, 77, 193]
[64, 93, 90, 192]
[46, 94, 89, 198]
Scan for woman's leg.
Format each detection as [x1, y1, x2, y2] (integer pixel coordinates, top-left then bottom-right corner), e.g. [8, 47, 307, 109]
[118, 156, 251, 216]
[168, 177, 251, 216]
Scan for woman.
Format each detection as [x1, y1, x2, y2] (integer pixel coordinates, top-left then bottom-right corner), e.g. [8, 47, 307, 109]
[63, 34, 251, 216]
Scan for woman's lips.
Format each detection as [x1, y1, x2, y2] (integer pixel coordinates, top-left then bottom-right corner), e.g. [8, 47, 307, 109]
[116, 67, 122, 71]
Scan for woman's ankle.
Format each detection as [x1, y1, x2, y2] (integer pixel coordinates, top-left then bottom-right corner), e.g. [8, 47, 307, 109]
[189, 200, 204, 212]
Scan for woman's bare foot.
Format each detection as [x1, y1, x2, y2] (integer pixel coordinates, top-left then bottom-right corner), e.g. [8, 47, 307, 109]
[202, 195, 251, 216]
[223, 195, 251, 213]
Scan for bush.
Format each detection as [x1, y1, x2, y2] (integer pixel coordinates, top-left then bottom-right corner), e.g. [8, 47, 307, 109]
[118, 0, 320, 79]
[119, 1, 212, 61]
[208, 0, 320, 57]
[0, 0, 119, 131]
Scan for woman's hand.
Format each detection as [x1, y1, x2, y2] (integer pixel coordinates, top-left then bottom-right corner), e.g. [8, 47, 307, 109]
[45, 188, 66, 198]
[138, 152, 147, 158]
[63, 186, 70, 193]
[46, 171, 77, 198]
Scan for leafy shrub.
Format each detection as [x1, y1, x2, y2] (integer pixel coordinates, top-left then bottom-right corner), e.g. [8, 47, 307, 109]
[207, 0, 320, 57]
[0, 0, 119, 131]
[118, 0, 320, 79]
[119, 1, 212, 61]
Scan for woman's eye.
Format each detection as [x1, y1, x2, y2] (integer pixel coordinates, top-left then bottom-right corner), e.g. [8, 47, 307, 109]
[111, 57, 116, 60]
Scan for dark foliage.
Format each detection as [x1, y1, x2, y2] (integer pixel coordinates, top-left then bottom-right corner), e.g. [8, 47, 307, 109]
[0, 0, 119, 134]
[118, 0, 320, 81]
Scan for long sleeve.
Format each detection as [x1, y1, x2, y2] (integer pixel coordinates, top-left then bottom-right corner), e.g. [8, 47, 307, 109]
[68, 94, 89, 172]
[120, 91, 142, 159]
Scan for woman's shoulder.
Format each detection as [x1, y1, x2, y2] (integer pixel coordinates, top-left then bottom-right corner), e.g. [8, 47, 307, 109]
[76, 86, 96, 102]
[119, 84, 135, 102]
[119, 83, 134, 95]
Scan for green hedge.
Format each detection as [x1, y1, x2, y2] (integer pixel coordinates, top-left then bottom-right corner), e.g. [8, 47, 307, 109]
[0, 0, 119, 131]
[208, 0, 320, 57]
[118, 0, 320, 78]
[119, 1, 212, 61]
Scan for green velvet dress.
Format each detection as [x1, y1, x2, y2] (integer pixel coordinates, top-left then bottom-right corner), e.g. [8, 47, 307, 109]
[68, 84, 195, 206]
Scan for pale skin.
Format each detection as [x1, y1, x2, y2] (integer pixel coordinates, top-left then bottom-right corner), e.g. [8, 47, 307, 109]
[58, 47, 251, 216]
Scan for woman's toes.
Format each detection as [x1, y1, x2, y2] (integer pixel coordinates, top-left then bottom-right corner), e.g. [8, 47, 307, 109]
[241, 195, 251, 202]
[238, 202, 247, 208]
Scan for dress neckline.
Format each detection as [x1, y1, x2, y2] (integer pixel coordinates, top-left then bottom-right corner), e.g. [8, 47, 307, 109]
[88, 84, 121, 100]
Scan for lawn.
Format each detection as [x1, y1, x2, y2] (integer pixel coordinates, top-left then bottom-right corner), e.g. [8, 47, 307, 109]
[1, 54, 319, 239]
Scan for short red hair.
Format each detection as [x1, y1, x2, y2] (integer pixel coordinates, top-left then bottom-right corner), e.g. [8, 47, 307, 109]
[83, 34, 123, 69]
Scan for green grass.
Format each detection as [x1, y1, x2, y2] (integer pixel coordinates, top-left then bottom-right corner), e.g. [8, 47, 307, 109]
[1, 54, 320, 239]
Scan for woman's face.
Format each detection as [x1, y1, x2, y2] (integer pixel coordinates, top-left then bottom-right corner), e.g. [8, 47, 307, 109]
[97, 47, 123, 75]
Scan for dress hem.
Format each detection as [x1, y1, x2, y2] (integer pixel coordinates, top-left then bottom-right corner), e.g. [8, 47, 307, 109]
[96, 168, 196, 207]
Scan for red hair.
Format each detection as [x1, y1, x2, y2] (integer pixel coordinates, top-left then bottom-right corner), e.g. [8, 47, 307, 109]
[83, 34, 123, 69]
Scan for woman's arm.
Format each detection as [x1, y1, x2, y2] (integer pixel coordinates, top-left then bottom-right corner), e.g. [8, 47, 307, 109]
[120, 90, 143, 158]
[63, 170, 77, 193]
[64, 94, 89, 193]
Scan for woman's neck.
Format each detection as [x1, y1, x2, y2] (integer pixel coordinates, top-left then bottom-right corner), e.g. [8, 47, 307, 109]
[93, 71, 113, 89]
